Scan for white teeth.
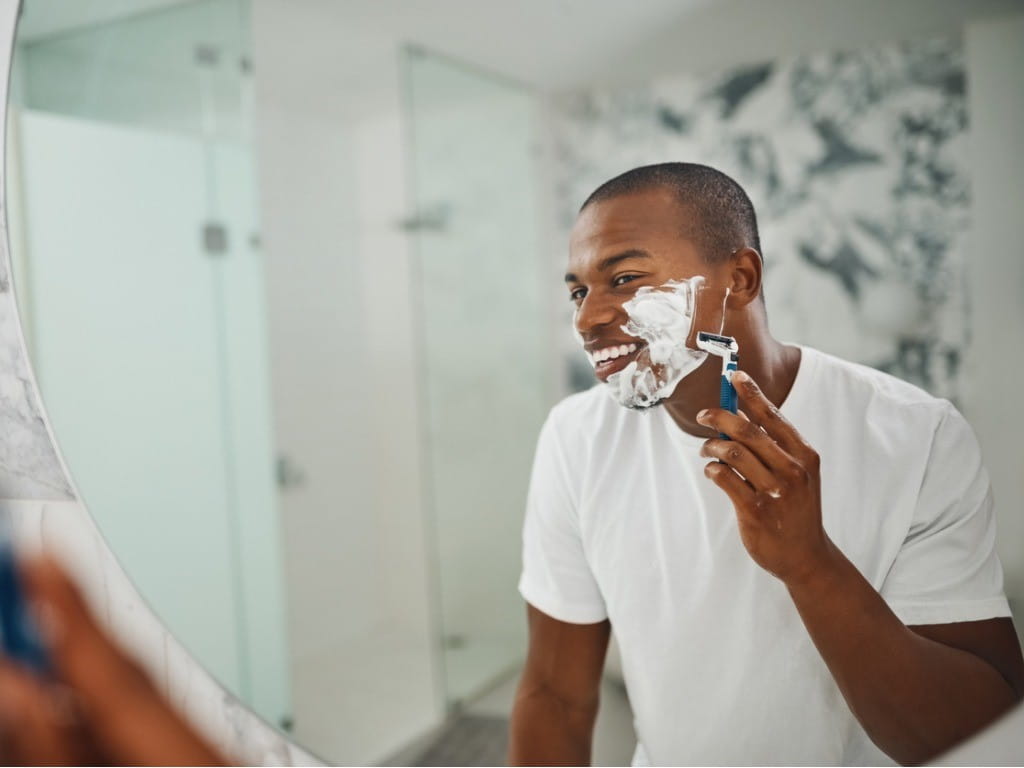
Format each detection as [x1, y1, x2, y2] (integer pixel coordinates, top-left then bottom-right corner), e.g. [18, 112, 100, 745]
[589, 343, 639, 365]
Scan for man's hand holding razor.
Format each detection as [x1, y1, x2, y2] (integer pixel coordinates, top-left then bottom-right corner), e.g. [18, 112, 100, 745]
[697, 369, 833, 587]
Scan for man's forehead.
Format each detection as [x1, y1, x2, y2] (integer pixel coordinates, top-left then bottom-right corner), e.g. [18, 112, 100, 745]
[569, 189, 698, 266]
[571, 189, 692, 247]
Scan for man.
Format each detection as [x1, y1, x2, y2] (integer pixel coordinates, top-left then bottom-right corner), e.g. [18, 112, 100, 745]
[510, 162, 1023, 765]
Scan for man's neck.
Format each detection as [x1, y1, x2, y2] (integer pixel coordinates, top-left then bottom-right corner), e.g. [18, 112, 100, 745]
[663, 326, 801, 438]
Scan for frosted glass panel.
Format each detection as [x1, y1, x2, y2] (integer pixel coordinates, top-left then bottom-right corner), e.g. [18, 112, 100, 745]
[18, 0, 249, 141]
[406, 49, 550, 706]
[211, 142, 291, 723]
[16, 112, 244, 690]
[7, 0, 290, 729]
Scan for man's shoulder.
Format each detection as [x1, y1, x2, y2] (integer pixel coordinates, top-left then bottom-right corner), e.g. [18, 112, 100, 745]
[802, 346, 953, 421]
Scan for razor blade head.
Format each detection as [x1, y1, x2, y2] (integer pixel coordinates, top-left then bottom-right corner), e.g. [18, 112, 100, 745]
[696, 331, 738, 355]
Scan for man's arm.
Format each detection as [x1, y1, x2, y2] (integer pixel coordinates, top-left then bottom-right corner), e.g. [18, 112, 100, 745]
[697, 371, 1024, 765]
[785, 543, 1021, 764]
[509, 604, 610, 766]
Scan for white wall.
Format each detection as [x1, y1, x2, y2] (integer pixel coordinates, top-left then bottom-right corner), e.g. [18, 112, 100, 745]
[582, 0, 1024, 88]
[251, 2, 442, 763]
[963, 12, 1024, 619]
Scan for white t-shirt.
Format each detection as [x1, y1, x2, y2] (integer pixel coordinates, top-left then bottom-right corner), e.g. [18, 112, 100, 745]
[519, 346, 1011, 766]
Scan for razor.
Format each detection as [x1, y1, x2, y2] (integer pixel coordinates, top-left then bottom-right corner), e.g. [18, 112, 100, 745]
[696, 332, 739, 439]
[0, 541, 50, 675]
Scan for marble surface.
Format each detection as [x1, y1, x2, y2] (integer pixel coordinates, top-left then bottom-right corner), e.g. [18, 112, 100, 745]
[0, 4, 68, 498]
[0, 288, 71, 498]
[0, 4, 319, 764]
[0, 164, 71, 497]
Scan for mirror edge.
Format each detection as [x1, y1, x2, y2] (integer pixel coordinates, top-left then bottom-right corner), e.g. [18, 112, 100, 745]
[0, 2, 319, 763]
[0, 0, 76, 501]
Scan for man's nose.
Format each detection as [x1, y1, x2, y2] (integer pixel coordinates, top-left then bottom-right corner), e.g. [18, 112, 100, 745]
[574, 293, 621, 336]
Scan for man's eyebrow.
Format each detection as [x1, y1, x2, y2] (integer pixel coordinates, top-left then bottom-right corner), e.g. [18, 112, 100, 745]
[564, 249, 652, 283]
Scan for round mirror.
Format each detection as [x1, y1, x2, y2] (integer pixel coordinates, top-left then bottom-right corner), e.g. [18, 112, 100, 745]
[5, 1, 1022, 766]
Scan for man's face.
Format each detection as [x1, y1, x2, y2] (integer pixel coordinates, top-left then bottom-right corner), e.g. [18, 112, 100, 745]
[567, 188, 728, 387]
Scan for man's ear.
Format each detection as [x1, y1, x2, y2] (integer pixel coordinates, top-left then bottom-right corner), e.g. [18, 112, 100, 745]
[727, 247, 763, 308]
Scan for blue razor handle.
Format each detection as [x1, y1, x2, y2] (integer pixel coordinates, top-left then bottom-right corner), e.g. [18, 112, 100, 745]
[719, 356, 739, 440]
[0, 543, 50, 675]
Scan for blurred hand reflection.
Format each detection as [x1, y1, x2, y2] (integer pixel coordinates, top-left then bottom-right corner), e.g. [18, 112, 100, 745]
[0, 557, 227, 766]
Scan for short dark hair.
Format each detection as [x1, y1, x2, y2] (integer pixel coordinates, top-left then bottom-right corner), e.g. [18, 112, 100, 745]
[579, 162, 761, 263]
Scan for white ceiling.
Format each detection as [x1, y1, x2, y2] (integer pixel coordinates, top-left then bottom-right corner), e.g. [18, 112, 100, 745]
[314, 0, 714, 88]
[311, 0, 1023, 88]
[15, 0, 1023, 90]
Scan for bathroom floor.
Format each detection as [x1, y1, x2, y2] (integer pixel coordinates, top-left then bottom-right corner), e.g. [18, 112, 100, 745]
[384, 670, 636, 766]
[403, 715, 508, 766]
[443, 637, 523, 709]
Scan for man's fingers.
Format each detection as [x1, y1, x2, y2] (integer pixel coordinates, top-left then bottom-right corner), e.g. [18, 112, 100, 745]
[0, 662, 86, 765]
[701, 438, 779, 494]
[698, 407, 795, 473]
[731, 371, 817, 463]
[20, 558, 154, 714]
[19, 557, 228, 766]
[703, 461, 755, 509]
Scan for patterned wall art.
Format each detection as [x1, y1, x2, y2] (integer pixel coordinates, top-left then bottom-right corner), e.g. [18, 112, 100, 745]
[550, 38, 969, 402]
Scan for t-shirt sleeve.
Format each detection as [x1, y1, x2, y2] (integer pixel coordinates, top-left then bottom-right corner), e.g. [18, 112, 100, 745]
[881, 403, 1011, 626]
[518, 410, 608, 624]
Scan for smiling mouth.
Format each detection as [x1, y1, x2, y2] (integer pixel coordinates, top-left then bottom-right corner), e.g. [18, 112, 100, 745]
[589, 342, 643, 379]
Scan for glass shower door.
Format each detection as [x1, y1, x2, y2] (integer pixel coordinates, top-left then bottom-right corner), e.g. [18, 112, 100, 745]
[7, 0, 289, 727]
[404, 48, 553, 707]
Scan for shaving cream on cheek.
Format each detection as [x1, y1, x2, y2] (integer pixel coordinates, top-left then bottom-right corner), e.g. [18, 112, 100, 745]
[605, 277, 709, 410]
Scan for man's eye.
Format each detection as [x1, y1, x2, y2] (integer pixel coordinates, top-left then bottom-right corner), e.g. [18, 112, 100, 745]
[613, 274, 640, 287]
[569, 287, 586, 302]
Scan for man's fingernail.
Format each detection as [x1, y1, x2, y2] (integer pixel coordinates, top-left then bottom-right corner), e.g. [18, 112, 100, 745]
[734, 370, 750, 383]
[697, 409, 710, 422]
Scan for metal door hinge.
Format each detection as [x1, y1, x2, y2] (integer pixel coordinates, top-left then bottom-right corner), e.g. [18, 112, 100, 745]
[203, 222, 228, 256]
[276, 455, 306, 490]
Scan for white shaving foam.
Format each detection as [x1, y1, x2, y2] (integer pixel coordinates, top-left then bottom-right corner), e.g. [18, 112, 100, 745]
[604, 277, 708, 410]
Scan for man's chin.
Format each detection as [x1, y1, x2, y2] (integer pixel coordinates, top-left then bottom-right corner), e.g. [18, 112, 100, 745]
[623, 398, 665, 412]
[603, 383, 666, 411]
